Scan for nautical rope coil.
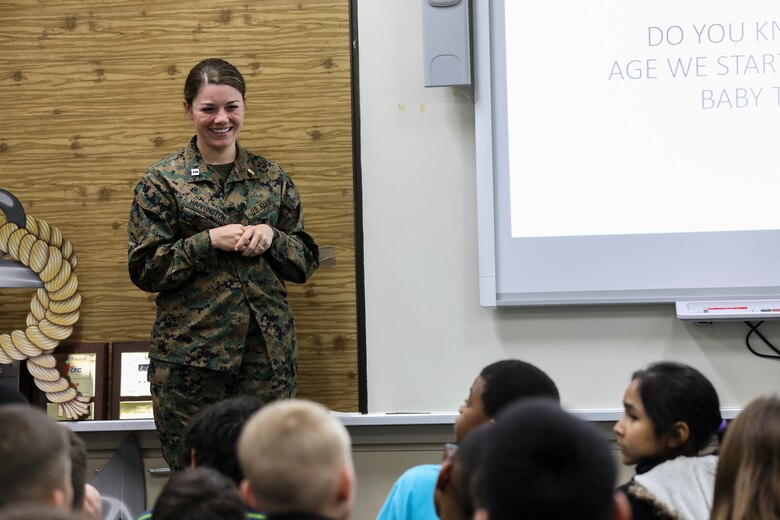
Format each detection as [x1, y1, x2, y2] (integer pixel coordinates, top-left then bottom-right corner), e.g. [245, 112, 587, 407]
[0, 214, 89, 419]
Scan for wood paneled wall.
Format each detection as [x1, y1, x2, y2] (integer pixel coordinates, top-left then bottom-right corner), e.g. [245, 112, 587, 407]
[0, 1, 358, 411]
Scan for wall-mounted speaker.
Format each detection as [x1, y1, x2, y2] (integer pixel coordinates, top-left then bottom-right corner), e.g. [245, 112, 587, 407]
[421, 0, 472, 87]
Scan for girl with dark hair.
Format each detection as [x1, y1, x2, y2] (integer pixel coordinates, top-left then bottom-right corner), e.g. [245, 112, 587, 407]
[128, 58, 319, 471]
[614, 361, 724, 520]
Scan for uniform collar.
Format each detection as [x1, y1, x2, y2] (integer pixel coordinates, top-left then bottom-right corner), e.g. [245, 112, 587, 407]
[184, 135, 257, 183]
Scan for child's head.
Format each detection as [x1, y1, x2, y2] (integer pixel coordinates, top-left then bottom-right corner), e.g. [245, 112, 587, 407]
[614, 361, 721, 465]
[434, 423, 492, 520]
[477, 399, 621, 520]
[238, 399, 355, 518]
[0, 405, 73, 510]
[182, 395, 265, 485]
[454, 360, 560, 442]
[711, 394, 780, 520]
[153, 467, 245, 520]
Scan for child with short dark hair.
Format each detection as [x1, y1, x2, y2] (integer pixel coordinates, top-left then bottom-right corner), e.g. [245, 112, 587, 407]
[476, 399, 627, 520]
[153, 467, 246, 520]
[434, 423, 492, 520]
[182, 395, 265, 485]
[614, 361, 723, 520]
[137, 396, 267, 520]
[376, 359, 560, 520]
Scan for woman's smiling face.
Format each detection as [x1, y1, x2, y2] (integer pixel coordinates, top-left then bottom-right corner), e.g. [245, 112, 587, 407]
[185, 83, 245, 160]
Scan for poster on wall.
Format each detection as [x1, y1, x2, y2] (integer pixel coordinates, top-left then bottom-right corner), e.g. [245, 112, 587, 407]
[22, 343, 107, 421]
[112, 342, 153, 420]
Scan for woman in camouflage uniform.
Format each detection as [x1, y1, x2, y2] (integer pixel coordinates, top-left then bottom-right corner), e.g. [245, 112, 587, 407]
[128, 58, 319, 471]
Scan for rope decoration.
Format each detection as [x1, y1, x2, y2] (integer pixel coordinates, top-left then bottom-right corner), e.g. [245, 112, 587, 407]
[0, 214, 89, 419]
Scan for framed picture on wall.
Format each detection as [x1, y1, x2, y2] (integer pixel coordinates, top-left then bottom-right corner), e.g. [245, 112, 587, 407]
[111, 341, 153, 420]
[21, 342, 108, 421]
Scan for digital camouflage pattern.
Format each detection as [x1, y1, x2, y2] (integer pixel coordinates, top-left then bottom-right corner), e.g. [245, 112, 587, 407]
[148, 319, 297, 471]
[128, 136, 318, 470]
[128, 136, 319, 373]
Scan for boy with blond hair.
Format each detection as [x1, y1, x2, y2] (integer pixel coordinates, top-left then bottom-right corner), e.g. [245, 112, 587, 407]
[238, 399, 355, 520]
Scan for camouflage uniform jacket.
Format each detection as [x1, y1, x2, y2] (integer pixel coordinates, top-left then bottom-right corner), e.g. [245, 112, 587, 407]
[128, 136, 319, 372]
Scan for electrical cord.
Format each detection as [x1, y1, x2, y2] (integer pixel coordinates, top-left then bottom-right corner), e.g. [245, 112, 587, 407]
[743, 321, 780, 360]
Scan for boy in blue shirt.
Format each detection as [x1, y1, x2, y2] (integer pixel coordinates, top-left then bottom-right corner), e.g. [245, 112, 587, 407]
[376, 359, 560, 520]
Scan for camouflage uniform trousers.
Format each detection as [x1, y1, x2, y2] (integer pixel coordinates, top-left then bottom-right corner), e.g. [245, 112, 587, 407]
[148, 321, 296, 471]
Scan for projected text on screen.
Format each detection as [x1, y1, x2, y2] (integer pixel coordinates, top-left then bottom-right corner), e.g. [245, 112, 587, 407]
[505, 2, 780, 238]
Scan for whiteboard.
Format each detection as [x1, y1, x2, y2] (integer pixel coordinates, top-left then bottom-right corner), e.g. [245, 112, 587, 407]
[475, 0, 780, 307]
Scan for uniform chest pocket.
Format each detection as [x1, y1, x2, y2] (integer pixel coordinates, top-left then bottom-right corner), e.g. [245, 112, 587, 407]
[180, 204, 227, 233]
[247, 208, 279, 227]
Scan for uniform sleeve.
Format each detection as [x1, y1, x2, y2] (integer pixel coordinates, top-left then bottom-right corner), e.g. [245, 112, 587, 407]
[265, 174, 319, 283]
[127, 174, 216, 293]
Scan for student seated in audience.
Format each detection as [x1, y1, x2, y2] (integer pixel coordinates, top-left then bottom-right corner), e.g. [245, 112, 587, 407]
[710, 393, 780, 520]
[375, 359, 560, 520]
[0, 503, 86, 520]
[182, 395, 266, 485]
[67, 429, 103, 520]
[153, 467, 246, 520]
[0, 405, 73, 510]
[474, 399, 630, 520]
[137, 396, 267, 520]
[238, 399, 355, 520]
[433, 423, 492, 520]
[614, 361, 723, 520]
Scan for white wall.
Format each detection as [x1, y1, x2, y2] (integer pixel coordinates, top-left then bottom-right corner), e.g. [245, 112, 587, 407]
[358, 0, 779, 414]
